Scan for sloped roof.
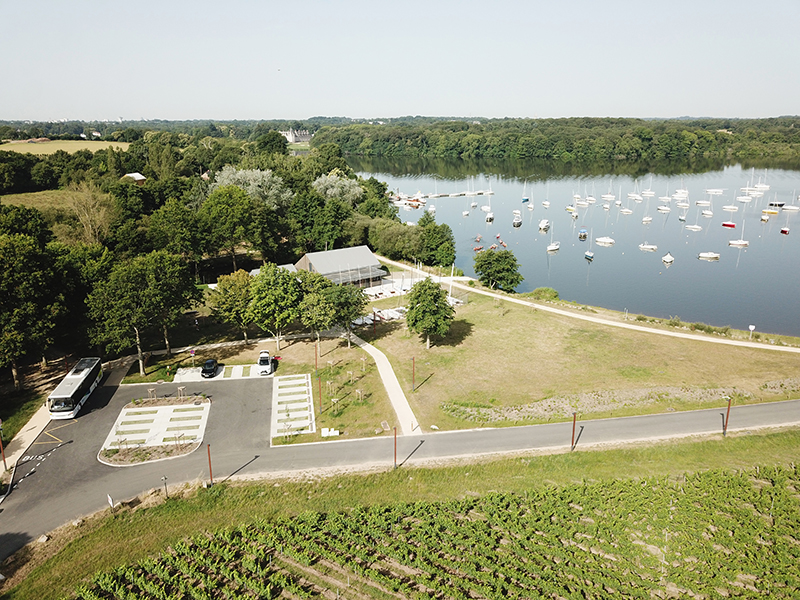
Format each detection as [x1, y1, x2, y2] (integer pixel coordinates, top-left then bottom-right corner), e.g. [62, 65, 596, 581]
[122, 172, 146, 181]
[296, 246, 380, 275]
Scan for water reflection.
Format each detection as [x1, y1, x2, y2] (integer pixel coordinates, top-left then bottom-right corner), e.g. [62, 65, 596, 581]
[353, 161, 800, 337]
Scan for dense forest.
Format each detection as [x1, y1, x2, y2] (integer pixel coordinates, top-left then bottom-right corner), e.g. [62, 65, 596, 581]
[310, 116, 800, 165]
[0, 127, 455, 388]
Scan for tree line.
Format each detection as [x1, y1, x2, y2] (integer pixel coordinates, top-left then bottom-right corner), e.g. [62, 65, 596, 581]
[310, 116, 800, 165]
[0, 135, 460, 389]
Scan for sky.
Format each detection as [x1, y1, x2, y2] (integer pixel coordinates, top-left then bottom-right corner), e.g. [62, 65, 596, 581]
[1, 0, 799, 122]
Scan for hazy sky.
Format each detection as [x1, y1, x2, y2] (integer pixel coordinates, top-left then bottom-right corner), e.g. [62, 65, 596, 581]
[2, 0, 798, 121]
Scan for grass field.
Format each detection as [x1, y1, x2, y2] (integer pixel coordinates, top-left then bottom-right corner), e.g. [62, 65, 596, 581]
[3, 428, 800, 600]
[0, 140, 129, 155]
[0, 189, 75, 212]
[362, 292, 800, 430]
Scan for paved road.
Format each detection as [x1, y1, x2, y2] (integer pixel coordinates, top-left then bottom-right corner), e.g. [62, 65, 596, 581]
[2, 364, 799, 563]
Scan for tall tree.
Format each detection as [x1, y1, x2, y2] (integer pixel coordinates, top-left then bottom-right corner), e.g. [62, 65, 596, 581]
[0, 234, 63, 389]
[208, 270, 254, 342]
[299, 292, 336, 342]
[325, 284, 368, 348]
[198, 185, 252, 270]
[405, 277, 454, 349]
[248, 263, 302, 351]
[473, 249, 523, 292]
[145, 251, 203, 357]
[88, 251, 199, 374]
[149, 197, 202, 272]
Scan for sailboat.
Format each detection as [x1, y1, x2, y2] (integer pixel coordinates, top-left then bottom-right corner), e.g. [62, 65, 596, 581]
[546, 224, 560, 253]
[512, 209, 522, 228]
[662, 252, 674, 267]
[542, 182, 550, 208]
[728, 220, 749, 248]
[522, 179, 529, 203]
[585, 229, 594, 261]
[639, 241, 658, 252]
[698, 251, 721, 261]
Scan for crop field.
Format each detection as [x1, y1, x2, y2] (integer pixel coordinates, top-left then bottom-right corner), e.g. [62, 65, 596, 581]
[0, 140, 129, 154]
[67, 465, 800, 599]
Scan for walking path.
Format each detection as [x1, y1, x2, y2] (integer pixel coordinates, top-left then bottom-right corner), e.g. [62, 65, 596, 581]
[375, 255, 800, 355]
[351, 333, 420, 436]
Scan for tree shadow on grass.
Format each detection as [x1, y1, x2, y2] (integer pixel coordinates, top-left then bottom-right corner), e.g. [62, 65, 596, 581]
[437, 319, 474, 347]
[356, 320, 405, 344]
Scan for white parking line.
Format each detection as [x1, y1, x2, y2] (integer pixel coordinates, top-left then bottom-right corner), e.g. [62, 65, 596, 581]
[270, 374, 316, 438]
[101, 401, 211, 451]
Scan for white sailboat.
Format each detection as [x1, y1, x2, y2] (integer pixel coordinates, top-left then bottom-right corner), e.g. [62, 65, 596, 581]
[585, 229, 594, 261]
[639, 242, 658, 252]
[662, 252, 674, 266]
[546, 224, 560, 253]
[728, 220, 749, 248]
[698, 251, 720, 261]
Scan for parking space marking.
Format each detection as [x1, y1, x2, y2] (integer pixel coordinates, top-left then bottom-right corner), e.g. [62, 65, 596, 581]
[101, 402, 210, 452]
[270, 374, 316, 438]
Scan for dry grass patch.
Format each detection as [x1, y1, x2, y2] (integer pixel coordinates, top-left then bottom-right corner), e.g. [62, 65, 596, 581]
[361, 293, 800, 429]
[0, 140, 129, 155]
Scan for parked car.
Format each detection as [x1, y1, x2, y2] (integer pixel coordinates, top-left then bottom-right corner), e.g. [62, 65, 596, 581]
[258, 350, 272, 375]
[201, 359, 218, 378]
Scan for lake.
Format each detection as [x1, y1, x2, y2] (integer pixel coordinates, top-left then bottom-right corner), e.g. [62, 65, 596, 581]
[350, 160, 800, 337]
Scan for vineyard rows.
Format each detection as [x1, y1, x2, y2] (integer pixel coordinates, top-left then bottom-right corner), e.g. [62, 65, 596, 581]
[72, 465, 800, 599]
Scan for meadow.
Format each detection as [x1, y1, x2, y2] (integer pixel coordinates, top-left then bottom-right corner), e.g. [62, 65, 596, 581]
[0, 140, 129, 155]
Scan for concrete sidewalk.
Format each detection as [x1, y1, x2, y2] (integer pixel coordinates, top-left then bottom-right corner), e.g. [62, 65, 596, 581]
[351, 334, 421, 436]
[1, 403, 50, 473]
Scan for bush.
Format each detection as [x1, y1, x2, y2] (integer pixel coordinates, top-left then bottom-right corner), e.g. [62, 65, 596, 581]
[528, 287, 559, 301]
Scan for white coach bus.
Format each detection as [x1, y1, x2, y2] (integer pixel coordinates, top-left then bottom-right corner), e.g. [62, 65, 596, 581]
[48, 357, 103, 419]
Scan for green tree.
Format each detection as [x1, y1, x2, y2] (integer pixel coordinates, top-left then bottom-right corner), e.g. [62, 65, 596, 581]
[405, 277, 454, 349]
[198, 185, 252, 270]
[248, 263, 303, 351]
[324, 284, 368, 348]
[208, 270, 254, 342]
[299, 292, 336, 342]
[0, 234, 63, 389]
[256, 131, 289, 155]
[149, 197, 202, 272]
[473, 249, 523, 292]
[146, 251, 203, 357]
[88, 251, 198, 374]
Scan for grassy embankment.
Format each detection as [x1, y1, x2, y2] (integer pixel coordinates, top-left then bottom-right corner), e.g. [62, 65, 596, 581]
[3, 428, 800, 600]
[362, 290, 800, 430]
[0, 140, 130, 155]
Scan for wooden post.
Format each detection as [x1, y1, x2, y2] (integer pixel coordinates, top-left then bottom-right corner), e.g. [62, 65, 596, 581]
[318, 377, 322, 416]
[412, 357, 415, 392]
[207, 444, 214, 486]
[571, 412, 577, 450]
[394, 427, 397, 469]
[723, 396, 732, 436]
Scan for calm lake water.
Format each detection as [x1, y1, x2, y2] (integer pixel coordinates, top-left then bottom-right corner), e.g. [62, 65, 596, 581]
[351, 161, 800, 337]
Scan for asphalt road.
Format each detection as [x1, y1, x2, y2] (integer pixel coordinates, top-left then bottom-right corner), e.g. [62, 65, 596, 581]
[1, 371, 799, 563]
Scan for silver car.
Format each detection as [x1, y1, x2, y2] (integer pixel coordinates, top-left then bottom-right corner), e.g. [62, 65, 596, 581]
[258, 350, 272, 375]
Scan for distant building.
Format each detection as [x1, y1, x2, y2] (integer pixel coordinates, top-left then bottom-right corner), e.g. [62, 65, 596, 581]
[121, 172, 146, 186]
[294, 246, 384, 287]
[279, 129, 312, 143]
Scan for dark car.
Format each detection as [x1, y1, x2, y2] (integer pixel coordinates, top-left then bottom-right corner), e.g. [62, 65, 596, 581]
[201, 359, 218, 378]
